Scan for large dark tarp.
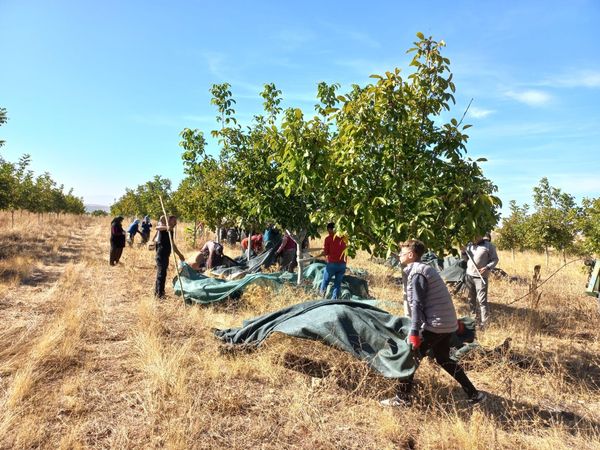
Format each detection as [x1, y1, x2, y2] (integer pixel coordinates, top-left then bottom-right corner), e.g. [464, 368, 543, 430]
[215, 299, 479, 379]
[215, 299, 417, 379]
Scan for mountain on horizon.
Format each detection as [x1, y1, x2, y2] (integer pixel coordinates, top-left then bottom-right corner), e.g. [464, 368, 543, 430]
[85, 204, 110, 213]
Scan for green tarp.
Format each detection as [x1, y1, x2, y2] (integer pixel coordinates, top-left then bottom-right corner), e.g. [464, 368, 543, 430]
[215, 300, 479, 379]
[174, 261, 371, 304]
[440, 256, 467, 283]
[215, 299, 418, 379]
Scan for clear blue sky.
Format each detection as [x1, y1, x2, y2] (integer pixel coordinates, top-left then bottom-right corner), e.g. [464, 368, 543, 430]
[1, 0, 598, 215]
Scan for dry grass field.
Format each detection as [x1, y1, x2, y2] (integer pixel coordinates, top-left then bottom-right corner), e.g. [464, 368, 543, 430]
[0, 212, 599, 449]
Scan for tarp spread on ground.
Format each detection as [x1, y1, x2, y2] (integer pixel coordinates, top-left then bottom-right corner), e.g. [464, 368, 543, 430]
[214, 299, 417, 379]
[215, 299, 479, 379]
[209, 248, 277, 280]
[174, 261, 371, 304]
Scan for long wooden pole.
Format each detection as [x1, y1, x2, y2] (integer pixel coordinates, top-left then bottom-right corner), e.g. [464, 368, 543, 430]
[159, 195, 187, 305]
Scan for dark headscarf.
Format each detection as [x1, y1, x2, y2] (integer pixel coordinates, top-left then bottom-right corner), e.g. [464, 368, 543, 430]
[111, 216, 124, 226]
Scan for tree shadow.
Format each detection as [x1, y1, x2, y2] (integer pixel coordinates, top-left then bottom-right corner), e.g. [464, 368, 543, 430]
[491, 302, 564, 336]
[458, 391, 600, 436]
[278, 344, 600, 436]
[0, 233, 84, 286]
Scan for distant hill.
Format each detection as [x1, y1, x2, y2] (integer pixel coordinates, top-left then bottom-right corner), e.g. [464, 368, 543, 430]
[85, 204, 110, 213]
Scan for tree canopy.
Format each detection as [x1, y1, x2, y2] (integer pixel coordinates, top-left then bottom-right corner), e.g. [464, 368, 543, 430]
[172, 34, 501, 255]
[0, 108, 85, 216]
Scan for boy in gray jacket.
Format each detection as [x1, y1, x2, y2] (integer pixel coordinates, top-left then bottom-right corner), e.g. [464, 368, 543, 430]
[382, 239, 485, 406]
[462, 233, 499, 329]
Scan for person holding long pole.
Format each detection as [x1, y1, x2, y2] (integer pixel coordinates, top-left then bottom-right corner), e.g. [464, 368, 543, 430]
[461, 233, 499, 330]
[154, 214, 185, 299]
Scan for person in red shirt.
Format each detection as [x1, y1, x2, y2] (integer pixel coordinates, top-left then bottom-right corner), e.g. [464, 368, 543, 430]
[319, 222, 347, 299]
[275, 231, 298, 272]
[241, 234, 264, 254]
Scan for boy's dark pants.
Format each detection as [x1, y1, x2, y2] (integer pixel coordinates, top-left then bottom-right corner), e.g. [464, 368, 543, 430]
[398, 329, 477, 397]
[155, 249, 170, 298]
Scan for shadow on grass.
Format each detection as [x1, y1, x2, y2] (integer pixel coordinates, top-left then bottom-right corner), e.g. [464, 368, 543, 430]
[280, 348, 600, 436]
[461, 391, 600, 436]
[0, 233, 84, 286]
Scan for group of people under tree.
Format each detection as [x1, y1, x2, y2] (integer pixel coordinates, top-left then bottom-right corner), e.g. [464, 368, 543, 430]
[109, 213, 499, 405]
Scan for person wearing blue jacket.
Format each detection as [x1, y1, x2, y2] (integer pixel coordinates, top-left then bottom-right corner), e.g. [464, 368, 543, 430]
[127, 219, 141, 246]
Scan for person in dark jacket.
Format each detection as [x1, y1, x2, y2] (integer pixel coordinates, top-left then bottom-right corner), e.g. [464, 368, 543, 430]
[140, 216, 152, 244]
[109, 216, 126, 266]
[381, 239, 485, 406]
[154, 215, 185, 299]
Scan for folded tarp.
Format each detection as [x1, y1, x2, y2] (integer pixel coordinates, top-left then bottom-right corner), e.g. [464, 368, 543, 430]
[214, 299, 417, 379]
[175, 261, 371, 304]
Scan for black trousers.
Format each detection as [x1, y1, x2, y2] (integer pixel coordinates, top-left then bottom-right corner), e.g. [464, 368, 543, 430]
[155, 250, 170, 298]
[109, 244, 124, 265]
[398, 329, 477, 397]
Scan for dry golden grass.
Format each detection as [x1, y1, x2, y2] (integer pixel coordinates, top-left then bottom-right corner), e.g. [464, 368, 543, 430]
[0, 211, 599, 449]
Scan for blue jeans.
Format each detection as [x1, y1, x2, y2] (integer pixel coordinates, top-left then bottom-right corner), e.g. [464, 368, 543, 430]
[320, 262, 346, 299]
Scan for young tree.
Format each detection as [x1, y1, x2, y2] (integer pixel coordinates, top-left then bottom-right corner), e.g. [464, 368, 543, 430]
[0, 158, 15, 211]
[276, 34, 501, 257]
[0, 107, 7, 149]
[111, 176, 176, 219]
[177, 126, 236, 237]
[578, 197, 600, 256]
[529, 177, 579, 264]
[496, 200, 530, 260]
[0, 108, 12, 210]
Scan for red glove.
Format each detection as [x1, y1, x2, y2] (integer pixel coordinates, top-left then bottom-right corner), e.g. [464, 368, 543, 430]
[408, 334, 421, 350]
[457, 320, 466, 335]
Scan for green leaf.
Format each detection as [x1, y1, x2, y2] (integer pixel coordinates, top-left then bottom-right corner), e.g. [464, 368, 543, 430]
[416, 32, 425, 40]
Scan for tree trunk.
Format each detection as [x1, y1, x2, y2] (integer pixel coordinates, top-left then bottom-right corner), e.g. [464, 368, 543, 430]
[247, 229, 251, 263]
[215, 227, 220, 244]
[11, 210, 14, 228]
[297, 241, 301, 284]
[562, 248, 566, 264]
[545, 246, 549, 267]
[287, 229, 306, 286]
[193, 216, 197, 248]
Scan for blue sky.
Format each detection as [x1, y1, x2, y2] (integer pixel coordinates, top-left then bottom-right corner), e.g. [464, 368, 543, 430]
[1, 0, 598, 215]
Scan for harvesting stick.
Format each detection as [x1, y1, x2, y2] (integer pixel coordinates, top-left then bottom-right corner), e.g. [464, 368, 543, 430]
[159, 195, 187, 305]
[465, 243, 487, 286]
